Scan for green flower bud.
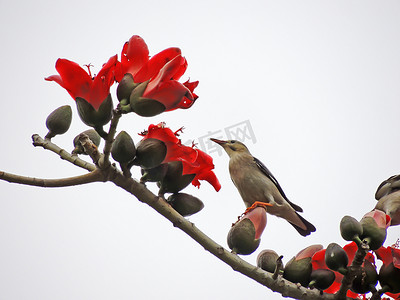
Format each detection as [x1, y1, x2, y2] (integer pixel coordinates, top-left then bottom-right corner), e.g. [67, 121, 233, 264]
[167, 193, 204, 217]
[129, 81, 165, 117]
[325, 243, 348, 274]
[45, 105, 72, 139]
[283, 256, 312, 286]
[76, 94, 113, 128]
[134, 138, 167, 169]
[340, 215, 363, 243]
[157, 161, 195, 195]
[140, 164, 169, 183]
[257, 250, 280, 273]
[360, 216, 387, 250]
[378, 262, 400, 294]
[111, 131, 136, 163]
[379, 262, 400, 293]
[309, 269, 335, 290]
[227, 218, 260, 255]
[350, 260, 378, 294]
[117, 73, 138, 102]
[72, 129, 101, 155]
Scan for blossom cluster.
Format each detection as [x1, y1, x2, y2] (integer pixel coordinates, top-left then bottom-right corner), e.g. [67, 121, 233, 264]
[46, 35, 198, 113]
[45, 35, 218, 194]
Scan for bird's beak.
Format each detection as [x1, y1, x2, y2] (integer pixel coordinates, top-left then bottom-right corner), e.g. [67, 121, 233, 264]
[210, 138, 227, 145]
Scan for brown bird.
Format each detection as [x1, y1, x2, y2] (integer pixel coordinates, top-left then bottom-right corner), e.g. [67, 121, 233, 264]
[211, 139, 316, 236]
[375, 175, 400, 226]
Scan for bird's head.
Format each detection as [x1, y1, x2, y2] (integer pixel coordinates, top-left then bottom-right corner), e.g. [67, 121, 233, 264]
[210, 138, 250, 157]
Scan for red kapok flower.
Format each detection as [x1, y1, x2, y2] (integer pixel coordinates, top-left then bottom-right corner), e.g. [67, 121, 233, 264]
[375, 244, 400, 268]
[375, 244, 400, 298]
[45, 55, 118, 110]
[116, 35, 198, 112]
[139, 123, 221, 191]
[311, 242, 375, 298]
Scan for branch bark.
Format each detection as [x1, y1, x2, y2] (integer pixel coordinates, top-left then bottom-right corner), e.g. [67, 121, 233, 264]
[0, 169, 105, 187]
[32, 134, 96, 172]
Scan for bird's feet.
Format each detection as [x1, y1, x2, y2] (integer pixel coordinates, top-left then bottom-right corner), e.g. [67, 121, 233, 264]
[232, 202, 273, 227]
[243, 201, 273, 215]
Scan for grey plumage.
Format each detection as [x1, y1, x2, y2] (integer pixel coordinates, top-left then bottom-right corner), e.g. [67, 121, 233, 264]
[211, 139, 316, 236]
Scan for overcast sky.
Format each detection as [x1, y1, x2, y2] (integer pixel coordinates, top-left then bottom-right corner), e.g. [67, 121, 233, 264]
[0, 1, 400, 299]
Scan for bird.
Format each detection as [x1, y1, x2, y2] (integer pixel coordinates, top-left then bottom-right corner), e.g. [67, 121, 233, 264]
[211, 138, 316, 236]
[374, 175, 400, 226]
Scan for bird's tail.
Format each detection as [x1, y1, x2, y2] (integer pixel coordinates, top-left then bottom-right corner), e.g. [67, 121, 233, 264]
[290, 213, 316, 237]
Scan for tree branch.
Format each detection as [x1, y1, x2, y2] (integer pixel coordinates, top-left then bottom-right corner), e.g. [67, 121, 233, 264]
[0, 169, 105, 187]
[32, 134, 96, 172]
[107, 165, 341, 300]
[15, 135, 352, 300]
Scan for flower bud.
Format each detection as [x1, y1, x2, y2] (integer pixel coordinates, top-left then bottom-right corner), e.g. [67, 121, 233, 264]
[227, 218, 260, 255]
[72, 129, 101, 155]
[309, 269, 335, 290]
[167, 193, 204, 217]
[134, 138, 167, 169]
[131, 98, 166, 117]
[325, 243, 348, 274]
[379, 262, 400, 293]
[111, 131, 136, 163]
[45, 105, 72, 139]
[360, 210, 389, 250]
[140, 164, 169, 183]
[116, 73, 137, 102]
[158, 161, 195, 195]
[76, 94, 113, 127]
[283, 256, 312, 286]
[340, 215, 363, 243]
[129, 81, 166, 117]
[283, 245, 322, 287]
[350, 259, 378, 294]
[257, 250, 280, 273]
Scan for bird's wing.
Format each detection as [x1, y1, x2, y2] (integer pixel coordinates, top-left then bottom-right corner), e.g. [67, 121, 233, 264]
[253, 157, 303, 212]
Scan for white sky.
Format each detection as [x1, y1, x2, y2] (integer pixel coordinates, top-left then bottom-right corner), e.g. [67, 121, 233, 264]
[0, 1, 399, 299]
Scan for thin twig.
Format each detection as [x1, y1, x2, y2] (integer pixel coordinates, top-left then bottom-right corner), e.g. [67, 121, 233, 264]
[32, 134, 96, 172]
[334, 243, 370, 300]
[0, 169, 104, 187]
[100, 108, 122, 168]
[78, 134, 102, 166]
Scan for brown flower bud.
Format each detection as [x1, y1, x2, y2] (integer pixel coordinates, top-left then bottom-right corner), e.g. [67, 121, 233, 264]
[134, 138, 167, 169]
[227, 218, 260, 255]
[111, 131, 136, 163]
[45, 105, 72, 139]
[167, 193, 204, 217]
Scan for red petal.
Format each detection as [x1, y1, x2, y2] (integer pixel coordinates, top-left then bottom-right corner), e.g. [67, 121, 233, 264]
[311, 249, 327, 269]
[296, 245, 324, 260]
[51, 58, 92, 100]
[144, 55, 185, 95]
[192, 170, 221, 191]
[116, 35, 149, 81]
[243, 207, 267, 239]
[134, 47, 181, 82]
[145, 80, 190, 111]
[90, 55, 118, 110]
[183, 80, 199, 96]
[171, 56, 188, 80]
[343, 242, 358, 264]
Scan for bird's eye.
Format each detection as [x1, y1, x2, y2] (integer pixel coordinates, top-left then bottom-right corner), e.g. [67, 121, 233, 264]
[230, 140, 236, 143]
